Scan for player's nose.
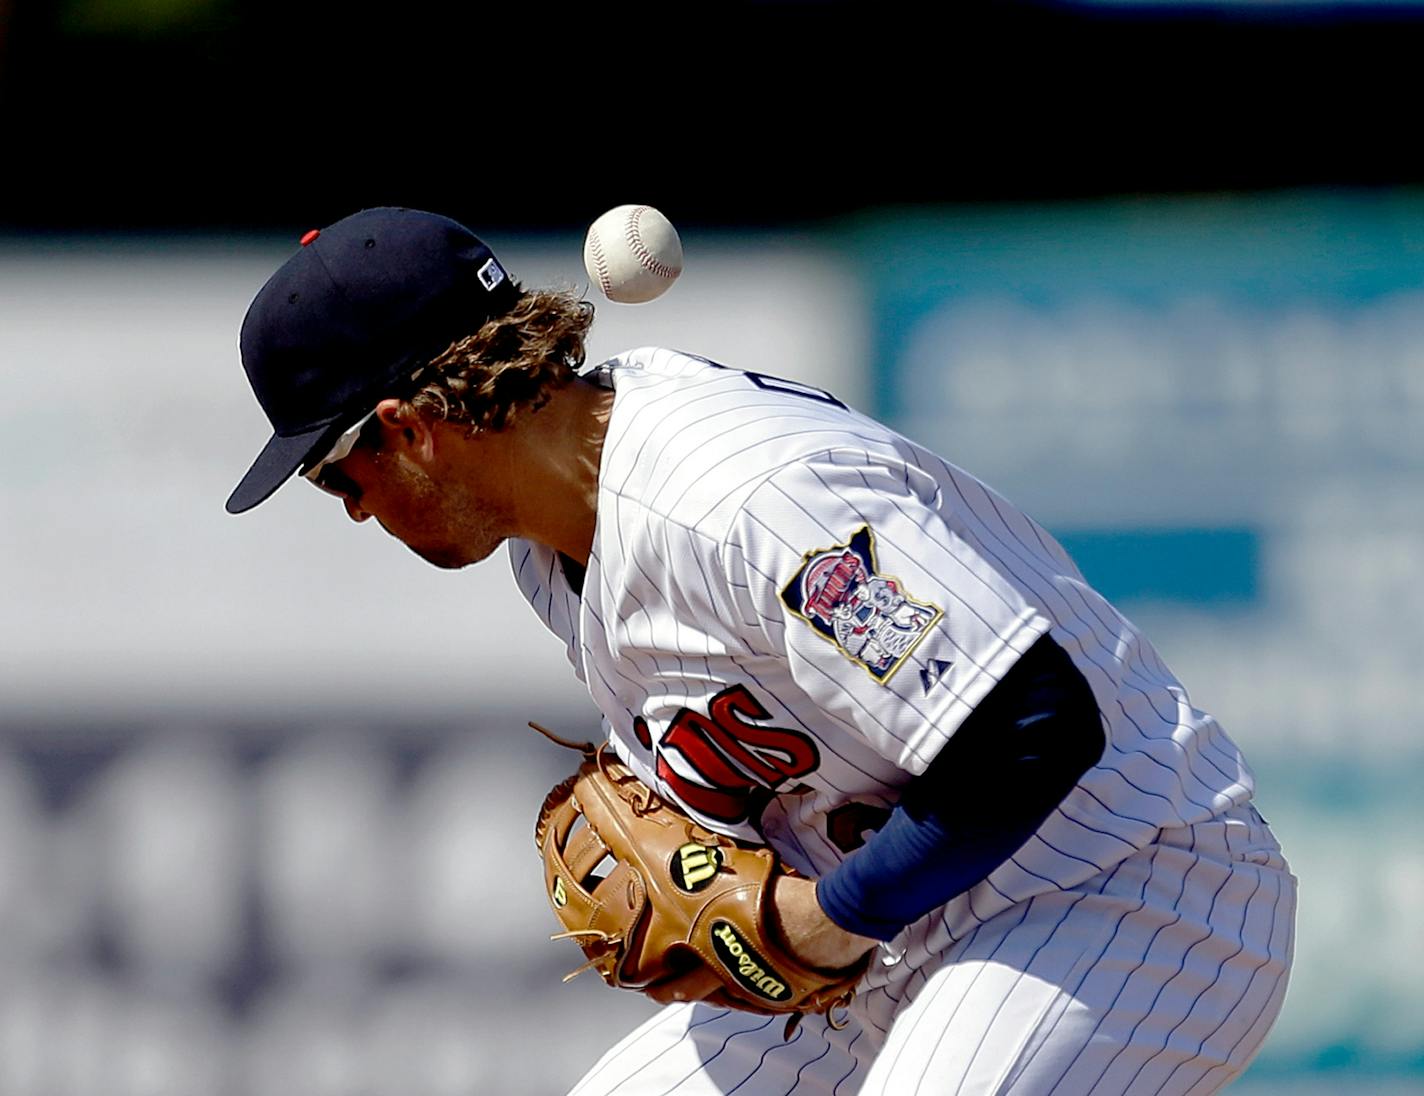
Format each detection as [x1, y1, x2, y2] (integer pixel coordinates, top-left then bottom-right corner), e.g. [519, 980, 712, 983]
[343, 496, 372, 523]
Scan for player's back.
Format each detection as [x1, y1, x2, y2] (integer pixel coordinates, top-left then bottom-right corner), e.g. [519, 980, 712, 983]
[595, 346, 1256, 843]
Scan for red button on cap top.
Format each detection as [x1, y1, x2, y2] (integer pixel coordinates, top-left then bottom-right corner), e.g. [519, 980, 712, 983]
[300, 229, 320, 246]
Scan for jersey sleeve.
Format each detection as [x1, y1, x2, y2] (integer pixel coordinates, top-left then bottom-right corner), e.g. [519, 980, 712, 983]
[717, 453, 1054, 775]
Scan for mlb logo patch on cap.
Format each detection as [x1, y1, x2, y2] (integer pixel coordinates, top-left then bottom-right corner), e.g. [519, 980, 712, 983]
[478, 257, 507, 292]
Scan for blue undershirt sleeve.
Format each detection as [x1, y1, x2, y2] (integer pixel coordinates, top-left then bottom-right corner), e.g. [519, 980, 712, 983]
[815, 634, 1106, 942]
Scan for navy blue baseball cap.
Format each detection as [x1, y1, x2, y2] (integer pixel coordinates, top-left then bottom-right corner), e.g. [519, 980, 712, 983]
[226, 207, 520, 514]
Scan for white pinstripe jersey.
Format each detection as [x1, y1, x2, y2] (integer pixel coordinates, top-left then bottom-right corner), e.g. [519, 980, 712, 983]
[511, 347, 1257, 996]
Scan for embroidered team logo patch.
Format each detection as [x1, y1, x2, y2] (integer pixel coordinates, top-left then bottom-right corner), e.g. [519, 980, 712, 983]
[781, 526, 942, 682]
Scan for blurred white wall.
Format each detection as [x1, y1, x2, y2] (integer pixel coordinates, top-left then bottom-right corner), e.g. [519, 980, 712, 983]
[0, 233, 868, 719]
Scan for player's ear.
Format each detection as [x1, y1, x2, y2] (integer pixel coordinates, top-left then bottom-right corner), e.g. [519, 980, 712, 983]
[373, 398, 437, 461]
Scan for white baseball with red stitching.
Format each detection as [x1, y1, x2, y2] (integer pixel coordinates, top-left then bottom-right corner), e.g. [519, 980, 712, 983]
[583, 205, 683, 304]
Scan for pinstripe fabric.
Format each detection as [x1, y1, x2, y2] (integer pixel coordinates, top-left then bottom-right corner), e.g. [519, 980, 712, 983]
[510, 349, 1296, 1094]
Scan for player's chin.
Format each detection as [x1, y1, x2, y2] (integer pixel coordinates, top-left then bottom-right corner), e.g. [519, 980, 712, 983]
[408, 537, 505, 570]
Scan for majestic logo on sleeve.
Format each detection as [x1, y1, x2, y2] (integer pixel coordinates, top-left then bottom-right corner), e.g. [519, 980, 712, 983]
[782, 526, 942, 682]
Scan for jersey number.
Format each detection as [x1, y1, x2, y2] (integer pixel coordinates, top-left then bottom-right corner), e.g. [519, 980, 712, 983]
[689, 354, 847, 410]
[656, 685, 820, 824]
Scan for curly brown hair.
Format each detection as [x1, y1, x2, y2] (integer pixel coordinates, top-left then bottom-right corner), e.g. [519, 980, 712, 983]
[403, 287, 595, 433]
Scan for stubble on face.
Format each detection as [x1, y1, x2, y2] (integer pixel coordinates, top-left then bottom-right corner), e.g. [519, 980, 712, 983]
[377, 453, 514, 570]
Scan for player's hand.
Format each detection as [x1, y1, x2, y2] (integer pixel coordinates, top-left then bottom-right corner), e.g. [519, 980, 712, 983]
[770, 874, 878, 972]
[537, 747, 875, 1025]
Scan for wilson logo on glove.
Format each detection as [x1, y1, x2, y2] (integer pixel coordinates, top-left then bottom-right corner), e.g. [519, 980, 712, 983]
[710, 921, 791, 1002]
[530, 725, 869, 1038]
[671, 843, 722, 891]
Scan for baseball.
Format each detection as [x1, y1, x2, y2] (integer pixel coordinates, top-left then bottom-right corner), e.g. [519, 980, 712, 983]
[583, 204, 683, 304]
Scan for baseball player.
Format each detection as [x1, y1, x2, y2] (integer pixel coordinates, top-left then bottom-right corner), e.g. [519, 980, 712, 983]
[227, 208, 1296, 1094]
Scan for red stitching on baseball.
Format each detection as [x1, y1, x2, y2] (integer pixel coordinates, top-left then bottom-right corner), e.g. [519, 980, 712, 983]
[589, 233, 612, 294]
[626, 206, 679, 280]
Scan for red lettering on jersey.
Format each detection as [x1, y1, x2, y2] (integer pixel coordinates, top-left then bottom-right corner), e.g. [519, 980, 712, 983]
[655, 685, 819, 824]
[664, 708, 754, 789]
[655, 753, 757, 821]
[707, 687, 820, 784]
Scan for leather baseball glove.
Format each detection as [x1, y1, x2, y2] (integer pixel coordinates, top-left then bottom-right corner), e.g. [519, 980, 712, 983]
[532, 729, 869, 1036]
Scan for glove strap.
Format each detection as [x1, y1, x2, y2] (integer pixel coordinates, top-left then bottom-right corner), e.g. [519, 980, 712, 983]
[528, 720, 599, 760]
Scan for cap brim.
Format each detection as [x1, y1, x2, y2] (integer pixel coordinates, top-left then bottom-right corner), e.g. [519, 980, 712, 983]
[225, 421, 345, 514]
